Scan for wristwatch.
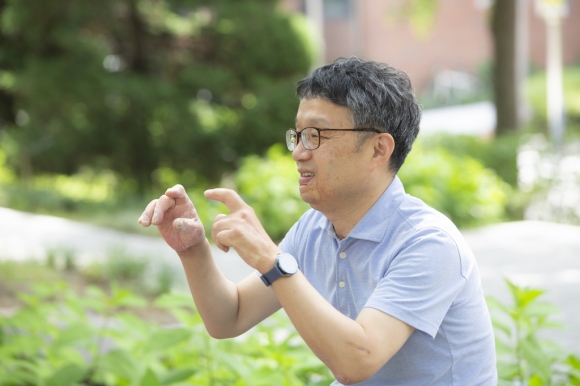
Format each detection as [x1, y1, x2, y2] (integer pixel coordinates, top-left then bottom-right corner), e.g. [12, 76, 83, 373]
[260, 253, 298, 286]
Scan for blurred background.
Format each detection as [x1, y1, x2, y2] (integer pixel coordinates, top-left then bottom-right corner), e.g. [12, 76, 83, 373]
[1, 0, 580, 384]
[0, 0, 579, 232]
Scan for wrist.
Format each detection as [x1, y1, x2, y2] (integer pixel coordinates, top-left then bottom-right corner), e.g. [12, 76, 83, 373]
[259, 252, 299, 287]
[256, 247, 282, 274]
[177, 238, 211, 259]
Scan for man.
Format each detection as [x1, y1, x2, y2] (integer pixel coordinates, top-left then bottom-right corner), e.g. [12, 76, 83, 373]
[139, 57, 497, 385]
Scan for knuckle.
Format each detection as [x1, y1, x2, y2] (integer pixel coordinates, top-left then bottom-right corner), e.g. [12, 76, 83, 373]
[230, 228, 242, 238]
[239, 208, 253, 219]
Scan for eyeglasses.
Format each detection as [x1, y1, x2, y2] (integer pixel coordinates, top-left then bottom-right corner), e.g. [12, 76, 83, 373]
[286, 127, 382, 151]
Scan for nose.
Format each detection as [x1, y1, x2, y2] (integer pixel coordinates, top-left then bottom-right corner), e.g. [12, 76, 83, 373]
[291, 139, 311, 162]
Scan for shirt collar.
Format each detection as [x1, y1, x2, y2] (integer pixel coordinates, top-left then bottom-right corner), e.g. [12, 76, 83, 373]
[318, 175, 406, 242]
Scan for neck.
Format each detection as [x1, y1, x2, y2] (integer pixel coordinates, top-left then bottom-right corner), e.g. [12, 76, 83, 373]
[326, 174, 395, 239]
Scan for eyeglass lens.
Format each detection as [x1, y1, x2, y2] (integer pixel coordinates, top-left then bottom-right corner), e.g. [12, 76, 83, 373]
[286, 128, 319, 151]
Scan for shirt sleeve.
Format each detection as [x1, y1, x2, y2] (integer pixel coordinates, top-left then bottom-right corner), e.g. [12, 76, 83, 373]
[278, 219, 299, 261]
[364, 227, 466, 339]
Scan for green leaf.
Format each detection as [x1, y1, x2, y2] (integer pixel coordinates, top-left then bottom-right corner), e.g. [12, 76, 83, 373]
[154, 292, 195, 310]
[99, 349, 140, 382]
[567, 354, 580, 369]
[520, 336, 552, 382]
[497, 379, 514, 386]
[46, 364, 86, 386]
[110, 287, 147, 308]
[523, 301, 560, 319]
[51, 323, 94, 350]
[159, 368, 196, 384]
[490, 314, 513, 337]
[528, 374, 544, 386]
[146, 328, 192, 352]
[496, 360, 519, 380]
[486, 296, 512, 315]
[140, 367, 161, 386]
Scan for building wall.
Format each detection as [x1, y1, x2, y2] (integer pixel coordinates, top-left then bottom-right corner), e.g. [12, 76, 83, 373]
[352, 0, 492, 91]
[283, 0, 580, 93]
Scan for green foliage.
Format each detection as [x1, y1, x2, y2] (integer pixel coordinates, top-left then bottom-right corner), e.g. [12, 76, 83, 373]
[385, 0, 438, 38]
[527, 66, 580, 126]
[0, 0, 314, 189]
[235, 144, 310, 241]
[0, 283, 333, 385]
[82, 249, 177, 296]
[418, 133, 520, 187]
[399, 139, 511, 228]
[487, 279, 580, 385]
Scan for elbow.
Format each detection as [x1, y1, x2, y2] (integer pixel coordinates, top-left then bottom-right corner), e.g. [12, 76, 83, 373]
[333, 371, 372, 386]
[206, 323, 248, 340]
[206, 327, 236, 340]
[330, 350, 387, 384]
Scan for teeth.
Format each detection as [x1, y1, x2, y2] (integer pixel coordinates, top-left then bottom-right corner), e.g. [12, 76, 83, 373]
[301, 173, 313, 177]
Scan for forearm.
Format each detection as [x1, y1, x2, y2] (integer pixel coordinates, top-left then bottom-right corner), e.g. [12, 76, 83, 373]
[271, 271, 409, 384]
[177, 238, 240, 338]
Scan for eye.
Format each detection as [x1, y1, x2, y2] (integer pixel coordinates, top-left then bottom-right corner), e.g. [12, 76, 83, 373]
[305, 129, 319, 139]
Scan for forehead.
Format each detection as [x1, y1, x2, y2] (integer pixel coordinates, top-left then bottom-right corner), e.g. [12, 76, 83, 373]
[295, 98, 353, 128]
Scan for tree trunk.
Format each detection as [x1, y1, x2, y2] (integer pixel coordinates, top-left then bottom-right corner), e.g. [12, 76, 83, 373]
[492, 0, 522, 135]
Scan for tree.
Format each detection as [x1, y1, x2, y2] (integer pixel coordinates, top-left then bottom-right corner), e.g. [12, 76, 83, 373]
[0, 0, 314, 189]
[492, 0, 525, 135]
[400, 0, 525, 135]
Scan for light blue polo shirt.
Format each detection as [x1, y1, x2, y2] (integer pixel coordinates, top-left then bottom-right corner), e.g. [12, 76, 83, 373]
[278, 176, 497, 385]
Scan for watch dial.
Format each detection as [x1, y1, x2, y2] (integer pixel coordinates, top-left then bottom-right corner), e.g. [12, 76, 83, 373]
[279, 253, 298, 274]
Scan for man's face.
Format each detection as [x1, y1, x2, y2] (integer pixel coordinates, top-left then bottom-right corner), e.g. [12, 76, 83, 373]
[292, 98, 376, 213]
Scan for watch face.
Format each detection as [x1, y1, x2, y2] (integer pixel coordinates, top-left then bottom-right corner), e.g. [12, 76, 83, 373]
[278, 253, 298, 274]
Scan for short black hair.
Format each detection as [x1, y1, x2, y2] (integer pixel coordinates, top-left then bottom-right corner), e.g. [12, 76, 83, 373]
[296, 56, 421, 173]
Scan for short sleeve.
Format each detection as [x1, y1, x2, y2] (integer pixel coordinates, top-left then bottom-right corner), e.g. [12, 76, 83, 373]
[364, 227, 466, 338]
[278, 217, 300, 262]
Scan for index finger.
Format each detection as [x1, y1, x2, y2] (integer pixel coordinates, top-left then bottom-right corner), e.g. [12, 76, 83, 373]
[204, 188, 247, 213]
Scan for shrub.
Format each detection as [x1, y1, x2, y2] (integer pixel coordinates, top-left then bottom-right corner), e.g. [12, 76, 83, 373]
[0, 282, 333, 385]
[399, 140, 511, 228]
[235, 144, 310, 241]
[487, 279, 580, 385]
[418, 133, 520, 187]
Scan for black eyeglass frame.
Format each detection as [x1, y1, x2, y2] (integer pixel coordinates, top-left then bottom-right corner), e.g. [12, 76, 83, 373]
[286, 127, 383, 151]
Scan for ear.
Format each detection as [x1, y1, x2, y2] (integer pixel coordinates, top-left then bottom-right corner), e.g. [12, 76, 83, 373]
[370, 133, 395, 172]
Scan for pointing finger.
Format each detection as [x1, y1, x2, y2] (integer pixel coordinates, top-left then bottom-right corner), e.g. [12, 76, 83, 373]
[204, 188, 247, 213]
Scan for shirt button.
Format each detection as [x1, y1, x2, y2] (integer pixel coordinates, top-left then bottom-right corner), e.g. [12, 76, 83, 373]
[339, 281, 345, 288]
[340, 252, 346, 259]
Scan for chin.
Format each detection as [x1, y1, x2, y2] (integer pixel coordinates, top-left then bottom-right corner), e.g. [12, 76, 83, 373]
[301, 197, 325, 213]
[299, 191, 318, 206]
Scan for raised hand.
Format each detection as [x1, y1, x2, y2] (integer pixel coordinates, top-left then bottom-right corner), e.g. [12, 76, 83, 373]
[138, 185, 205, 252]
[205, 188, 279, 273]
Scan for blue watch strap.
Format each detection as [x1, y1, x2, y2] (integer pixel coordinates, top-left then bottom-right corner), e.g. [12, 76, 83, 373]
[260, 253, 298, 287]
[261, 264, 284, 286]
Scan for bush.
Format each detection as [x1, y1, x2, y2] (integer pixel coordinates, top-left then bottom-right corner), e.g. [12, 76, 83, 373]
[399, 140, 511, 228]
[235, 144, 310, 241]
[0, 0, 315, 189]
[487, 279, 580, 385]
[0, 282, 333, 386]
[418, 133, 520, 187]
